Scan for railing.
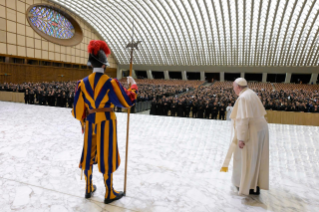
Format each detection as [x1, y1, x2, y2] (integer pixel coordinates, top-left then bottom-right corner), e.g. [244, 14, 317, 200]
[119, 101, 152, 113]
[135, 101, 151, 113]
[0, 91, 24, 103]
[264, 110, 319, 126]
[148, 110, 319, 126]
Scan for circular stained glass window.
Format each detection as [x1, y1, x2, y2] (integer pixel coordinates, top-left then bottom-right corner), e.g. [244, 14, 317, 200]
[28, 6, 75, 39]
[26, 4, 83, 46]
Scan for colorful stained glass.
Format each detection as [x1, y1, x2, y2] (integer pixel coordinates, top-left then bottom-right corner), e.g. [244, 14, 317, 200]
[28, 6, 75, 39]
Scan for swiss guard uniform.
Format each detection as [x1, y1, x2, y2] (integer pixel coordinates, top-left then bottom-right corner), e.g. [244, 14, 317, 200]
[72, 40, 138, 204]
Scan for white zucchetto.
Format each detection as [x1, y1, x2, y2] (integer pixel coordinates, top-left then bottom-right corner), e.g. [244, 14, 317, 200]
[234, 78, 248, 86]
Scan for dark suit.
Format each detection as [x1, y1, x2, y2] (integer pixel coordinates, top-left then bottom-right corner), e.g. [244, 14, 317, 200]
[205, 104, 211, 119]
[219, 106, 226, 120]
[170, 103, 177, 116]
[177, 102, 184, 117]
[184, 102, 191, 117]
[197, 103, 204, 118]
[150, 101, 156, 115]
[163, 101, 169, 116]
[212, 105, 218, 119]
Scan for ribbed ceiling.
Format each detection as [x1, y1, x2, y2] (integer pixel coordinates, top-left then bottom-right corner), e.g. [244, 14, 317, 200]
[50, 0, 319, 67]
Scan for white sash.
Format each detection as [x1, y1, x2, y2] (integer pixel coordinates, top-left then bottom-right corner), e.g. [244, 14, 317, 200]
[220, 120, 236, 172]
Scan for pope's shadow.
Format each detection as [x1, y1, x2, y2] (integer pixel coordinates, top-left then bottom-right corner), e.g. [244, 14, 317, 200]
[229, 186, 307, 212]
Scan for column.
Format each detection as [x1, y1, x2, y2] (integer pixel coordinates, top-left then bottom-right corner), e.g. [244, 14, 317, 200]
[182, 71, 187, 80]
[309, 73, 318, 84]
[132, 70, 137, 79]
[200, 71, 205, 81]
[262, 73, 267, 83]
[146, 70, 153, 79]
[164, 70, 170, 80]
[116, 67, 122, 79]
[285, 73, 291, 83]
[240, 72, 245, 78]
[220, 72, 225, 82]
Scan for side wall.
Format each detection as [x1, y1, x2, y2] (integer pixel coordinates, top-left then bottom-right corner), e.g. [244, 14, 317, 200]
[0, 0, 117, 83]
[0, 63, 117, 83]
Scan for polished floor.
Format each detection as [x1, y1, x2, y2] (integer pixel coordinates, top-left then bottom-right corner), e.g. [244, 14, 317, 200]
[0, 101, 318, 212]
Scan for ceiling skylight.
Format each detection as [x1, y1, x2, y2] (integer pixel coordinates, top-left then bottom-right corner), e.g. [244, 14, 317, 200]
[50, 0, 319, 67]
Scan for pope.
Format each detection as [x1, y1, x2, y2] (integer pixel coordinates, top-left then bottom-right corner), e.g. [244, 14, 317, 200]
[221, 78, 269, 195]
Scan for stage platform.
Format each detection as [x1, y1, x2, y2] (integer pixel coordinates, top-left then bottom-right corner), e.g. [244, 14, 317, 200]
[0, 101, 318, 212]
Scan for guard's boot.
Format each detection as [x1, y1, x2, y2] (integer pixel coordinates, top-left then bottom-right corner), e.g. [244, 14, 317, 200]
[103, 173, 124, 204]
[85, 185, 97, 198]
[84, 167, 96, 198]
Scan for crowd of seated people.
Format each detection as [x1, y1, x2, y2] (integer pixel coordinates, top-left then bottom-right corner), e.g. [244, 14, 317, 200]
[116, 79, 203, 112]
[261, 83, 319, 112]
[2, 80, 319, 115]
[150, 81, 237, 119]
[119, 78, 202, 101]
[0, 79, 202, 109]
[0, 81, 77, 107]
[150, 81, 319, 119]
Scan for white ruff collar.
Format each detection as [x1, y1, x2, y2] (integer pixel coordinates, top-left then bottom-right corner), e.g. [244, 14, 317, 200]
[93, 68, 104, 74]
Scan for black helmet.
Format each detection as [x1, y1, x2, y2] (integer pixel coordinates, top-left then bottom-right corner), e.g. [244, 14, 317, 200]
[87, 40, 111, 67]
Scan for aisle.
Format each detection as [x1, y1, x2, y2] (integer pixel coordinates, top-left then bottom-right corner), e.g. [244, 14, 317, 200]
[0, 101, 318, 212]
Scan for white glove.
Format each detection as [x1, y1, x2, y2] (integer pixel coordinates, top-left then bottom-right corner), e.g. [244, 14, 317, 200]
[127, 76, 136, 85]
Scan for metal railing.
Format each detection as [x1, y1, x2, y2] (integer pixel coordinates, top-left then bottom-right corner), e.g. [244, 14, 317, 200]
[134, 101, 152, 113]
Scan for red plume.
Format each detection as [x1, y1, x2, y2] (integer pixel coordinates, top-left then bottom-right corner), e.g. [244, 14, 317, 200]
[87, 40, 111, 56]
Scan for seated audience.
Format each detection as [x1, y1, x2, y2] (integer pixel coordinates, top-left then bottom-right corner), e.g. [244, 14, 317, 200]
[1, 80, 318, 117]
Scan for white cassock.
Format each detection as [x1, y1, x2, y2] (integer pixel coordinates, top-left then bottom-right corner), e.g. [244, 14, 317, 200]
[221, 88, 269, 195]
[226, 106, 233, 120]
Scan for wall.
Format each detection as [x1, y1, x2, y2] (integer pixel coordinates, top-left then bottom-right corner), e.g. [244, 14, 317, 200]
[118, 65, 319, 83]
[0, 63, 117, 83]
[0, 0, 117, 68]
[118, 64, 319, 74]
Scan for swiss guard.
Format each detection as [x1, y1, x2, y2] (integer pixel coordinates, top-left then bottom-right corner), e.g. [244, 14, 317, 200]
[72, 40, 138, 204]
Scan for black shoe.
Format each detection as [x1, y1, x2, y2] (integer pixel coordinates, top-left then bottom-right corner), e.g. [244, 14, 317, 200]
[249, 186, 260, 195]
[104, 191, 124, 204]
[85, 185, 97, 198]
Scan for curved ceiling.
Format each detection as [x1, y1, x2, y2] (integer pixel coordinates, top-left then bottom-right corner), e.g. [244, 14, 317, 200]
[49, 0, 319, 67]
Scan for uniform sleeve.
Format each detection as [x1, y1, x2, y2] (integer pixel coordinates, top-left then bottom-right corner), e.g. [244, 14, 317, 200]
[72, 81, 87, 121]
[236, 118, 249, 142]
[108, 78, 138, 108]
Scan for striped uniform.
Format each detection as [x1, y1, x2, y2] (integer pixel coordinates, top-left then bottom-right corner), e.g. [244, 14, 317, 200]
[72, 72, 137, 173]
[72, 72, 137, 193]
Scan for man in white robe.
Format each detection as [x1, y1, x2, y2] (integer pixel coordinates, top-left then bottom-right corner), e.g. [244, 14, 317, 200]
[220, 78, 269, 195]
[226, 103, 233, 121]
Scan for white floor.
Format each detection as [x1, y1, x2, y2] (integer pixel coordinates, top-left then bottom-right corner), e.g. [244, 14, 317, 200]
[0, 101, 319, 212]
